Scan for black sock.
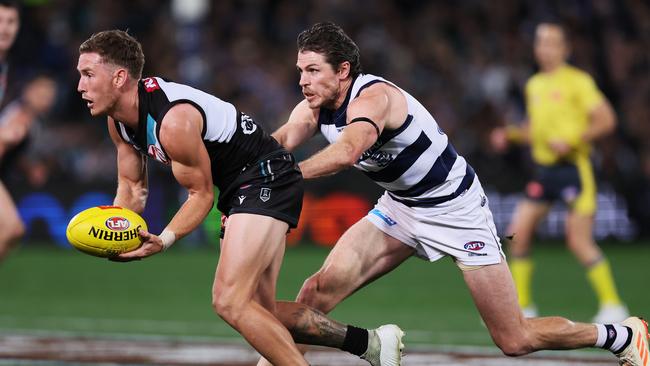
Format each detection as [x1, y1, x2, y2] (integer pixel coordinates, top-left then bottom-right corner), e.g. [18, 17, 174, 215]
[341, 325, 369, 356]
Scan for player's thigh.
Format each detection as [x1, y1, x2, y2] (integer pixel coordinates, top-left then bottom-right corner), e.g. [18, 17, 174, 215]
[313, 218, 413, 295]
[0, 181, 22, 231]
[463, 261, 527, 341]
[213, 213, 289, 305]
[509, 199, 550, 240]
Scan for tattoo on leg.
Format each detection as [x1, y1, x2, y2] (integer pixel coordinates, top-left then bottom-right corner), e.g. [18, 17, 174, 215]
[286, 303, 348, 348]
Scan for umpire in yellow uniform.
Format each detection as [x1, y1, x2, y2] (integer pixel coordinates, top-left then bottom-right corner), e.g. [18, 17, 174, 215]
[491, 23, 628, 323]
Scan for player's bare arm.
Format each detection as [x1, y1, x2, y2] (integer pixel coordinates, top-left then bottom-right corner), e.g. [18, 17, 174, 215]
[158, 104, 214, 240]
[0, 78, 56, 158]
[582, 99, 616, 143]
[117, 104, 214, 260]
[299, 83, 400, 179]
[0, 106, 32, 159]
[107, 118, 148, 214]
[271, 99, 318, 152]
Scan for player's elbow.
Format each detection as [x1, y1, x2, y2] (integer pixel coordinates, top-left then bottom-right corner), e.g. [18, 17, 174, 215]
[604, 112, 617, 134]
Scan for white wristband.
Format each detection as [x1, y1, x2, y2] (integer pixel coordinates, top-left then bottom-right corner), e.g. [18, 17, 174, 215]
[159, 230, 176, 251]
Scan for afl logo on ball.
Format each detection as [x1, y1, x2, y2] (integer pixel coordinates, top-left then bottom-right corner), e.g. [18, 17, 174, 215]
[105, 217, 130, 231]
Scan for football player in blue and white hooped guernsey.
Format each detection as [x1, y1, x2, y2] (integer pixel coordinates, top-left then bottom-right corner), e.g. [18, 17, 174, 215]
[264, 22, 647, 364]
[77, 30, 409, 366]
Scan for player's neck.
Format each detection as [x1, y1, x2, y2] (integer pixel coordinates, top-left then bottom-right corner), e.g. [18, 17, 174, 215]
[333, 78, 353, 110]
[109, 84, 140, 128]
[540, 61, 565, 74]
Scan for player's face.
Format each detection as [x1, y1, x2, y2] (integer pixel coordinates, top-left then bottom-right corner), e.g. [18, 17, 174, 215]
[77, 52, 119, 117]
[296, 51, 344, 109]
[0, 5, 19, 55]
[534, 24, 568, 70]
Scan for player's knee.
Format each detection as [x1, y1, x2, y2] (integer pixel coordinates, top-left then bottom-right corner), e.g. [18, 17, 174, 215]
[211, 288, 243, 326]
[296, 272, 338, 313]
[296, 275, 321, 306]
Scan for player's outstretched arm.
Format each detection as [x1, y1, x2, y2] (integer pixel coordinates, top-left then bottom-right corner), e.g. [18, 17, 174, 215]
[272, 99, 319, 152]
[108, 118, 148, 214]
[298, 84, 389, 179]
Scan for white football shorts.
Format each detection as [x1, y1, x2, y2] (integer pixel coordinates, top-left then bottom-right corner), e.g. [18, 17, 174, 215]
[366, 176, 505, 266]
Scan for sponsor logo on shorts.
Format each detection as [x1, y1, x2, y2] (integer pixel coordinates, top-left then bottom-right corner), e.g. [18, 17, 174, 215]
[260, 188, 271, 202]
[526, 181, 543, 199]
[238, 195, 246, 204]
[370, 209, 396, 226]
[105, 217, 130, 231]
[561, 186, 579, 204]
[464, 241, 485, 251]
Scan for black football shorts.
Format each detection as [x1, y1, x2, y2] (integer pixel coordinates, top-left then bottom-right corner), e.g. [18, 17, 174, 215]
[218, 150, 303, 233]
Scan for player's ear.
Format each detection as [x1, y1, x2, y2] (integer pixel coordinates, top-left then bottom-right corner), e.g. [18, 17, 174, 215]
[113, 68, 129, 88]
[337, 61, 351, 80]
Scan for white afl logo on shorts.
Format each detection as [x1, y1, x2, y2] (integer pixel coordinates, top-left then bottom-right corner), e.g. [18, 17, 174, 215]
[241, 114, 257, 135]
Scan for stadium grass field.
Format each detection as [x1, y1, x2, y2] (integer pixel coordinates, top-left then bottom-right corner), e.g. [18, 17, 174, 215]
[0, 240, 648, 364]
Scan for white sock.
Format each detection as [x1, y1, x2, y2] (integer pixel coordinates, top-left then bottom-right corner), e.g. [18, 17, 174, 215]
[594, 323, 632, 353]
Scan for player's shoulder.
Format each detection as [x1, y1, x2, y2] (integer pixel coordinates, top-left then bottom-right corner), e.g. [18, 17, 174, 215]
[560, 65, 595, 84]
[354, 74, 399, 99]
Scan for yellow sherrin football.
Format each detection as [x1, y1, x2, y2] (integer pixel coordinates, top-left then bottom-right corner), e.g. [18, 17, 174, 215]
[66, 206, 147, 258]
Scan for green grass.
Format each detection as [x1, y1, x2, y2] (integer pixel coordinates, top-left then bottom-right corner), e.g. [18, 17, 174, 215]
[0, 241, 648, 347]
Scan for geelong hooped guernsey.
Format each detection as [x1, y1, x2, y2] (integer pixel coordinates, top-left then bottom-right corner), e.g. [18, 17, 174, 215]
[114, 77, 282, 195]
[317, 74, 475, 207]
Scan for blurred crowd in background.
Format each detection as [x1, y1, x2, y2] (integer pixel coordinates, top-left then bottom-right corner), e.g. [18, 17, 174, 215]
[3, 0, 650, 236]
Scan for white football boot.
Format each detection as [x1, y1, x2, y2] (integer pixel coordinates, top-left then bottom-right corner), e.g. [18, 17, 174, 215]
[361, 324, 405, 366]
[615, 317, 649, 366]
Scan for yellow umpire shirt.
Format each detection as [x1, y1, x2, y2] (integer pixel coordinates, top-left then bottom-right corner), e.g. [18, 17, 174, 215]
[525, 64, 604, 214]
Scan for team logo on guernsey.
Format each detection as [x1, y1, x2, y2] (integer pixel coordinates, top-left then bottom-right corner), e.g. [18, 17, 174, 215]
[148, 145, 169, 165]
[241, 114, 257, 135]
[143, 77, 160, 92]
[105, 217, 130, 231]
[359, 142, 394, 167]
[260, 188, 271, 202]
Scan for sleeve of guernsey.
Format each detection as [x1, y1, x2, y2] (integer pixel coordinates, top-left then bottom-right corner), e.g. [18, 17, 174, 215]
[570, 72, 605, 147]
[575, 72, 604, 111]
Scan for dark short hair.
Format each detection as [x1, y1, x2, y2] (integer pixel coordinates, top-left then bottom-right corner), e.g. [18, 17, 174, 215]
[79, 30, 144, 79]
[0, 0, 19, 9]
[297, 22, 362, 78]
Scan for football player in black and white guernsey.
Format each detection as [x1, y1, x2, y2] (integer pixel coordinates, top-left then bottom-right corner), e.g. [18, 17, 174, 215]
[77, 30, 404, 366]
[261, 22, 648, 366]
